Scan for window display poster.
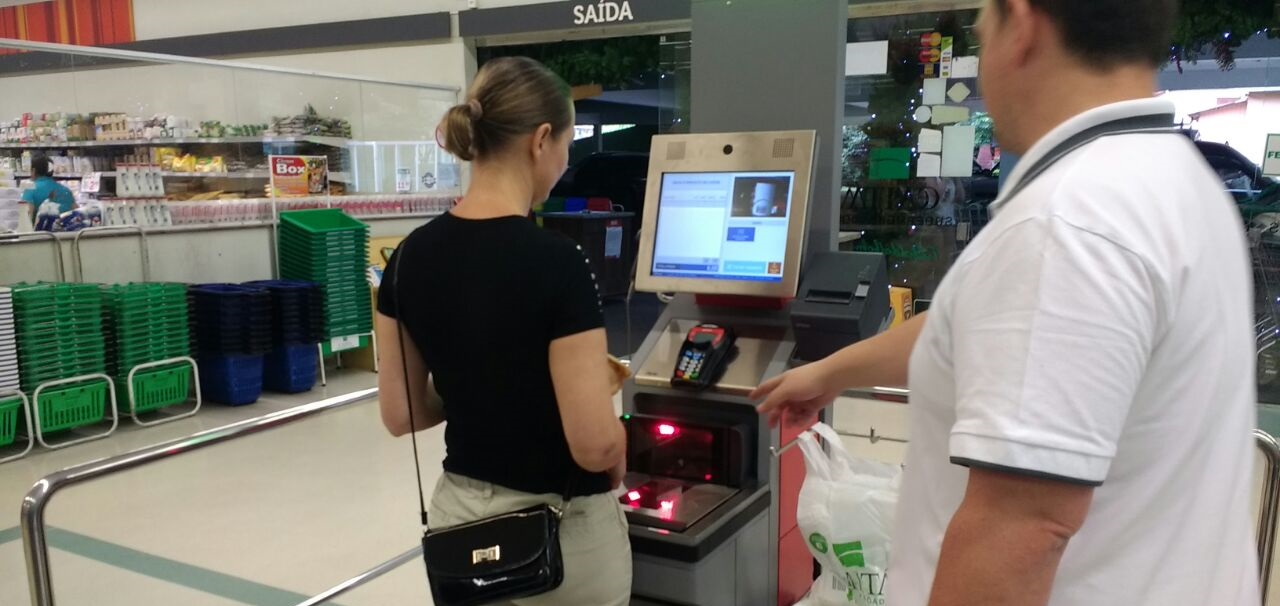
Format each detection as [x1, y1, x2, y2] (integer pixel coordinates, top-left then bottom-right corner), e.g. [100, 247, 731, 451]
[1265, 134, 1280, 177]
[270, 155, 329, 197]
[605, 219, 624, 258]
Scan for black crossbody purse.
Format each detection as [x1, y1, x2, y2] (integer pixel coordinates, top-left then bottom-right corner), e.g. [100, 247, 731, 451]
[392, 238, 567, 606]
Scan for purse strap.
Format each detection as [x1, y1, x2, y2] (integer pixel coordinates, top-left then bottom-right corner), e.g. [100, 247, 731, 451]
[392, 236, 431, 528]
[392, 227, 576, 532]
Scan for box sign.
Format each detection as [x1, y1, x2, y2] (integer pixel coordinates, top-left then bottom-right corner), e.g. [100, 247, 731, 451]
[1265, 134, 1280, 177]
[459, 0, 690, 37]
[270, 155, 329, 197]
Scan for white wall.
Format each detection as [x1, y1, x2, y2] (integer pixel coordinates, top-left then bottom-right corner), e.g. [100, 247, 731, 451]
[0, 44, 464, 142]
[130, 0, 562, 39]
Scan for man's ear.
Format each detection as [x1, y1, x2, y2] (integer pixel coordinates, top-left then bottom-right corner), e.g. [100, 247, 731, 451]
[1002, 0, 1040, 69]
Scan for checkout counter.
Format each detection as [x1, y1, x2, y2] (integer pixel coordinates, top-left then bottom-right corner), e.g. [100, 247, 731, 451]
[621, 131, 889, 605]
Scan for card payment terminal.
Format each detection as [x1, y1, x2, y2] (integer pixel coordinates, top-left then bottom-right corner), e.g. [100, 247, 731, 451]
[672, 324, 736, 391]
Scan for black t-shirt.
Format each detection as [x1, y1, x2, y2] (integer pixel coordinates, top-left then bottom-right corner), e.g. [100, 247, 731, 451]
[378, 213, 609, 497]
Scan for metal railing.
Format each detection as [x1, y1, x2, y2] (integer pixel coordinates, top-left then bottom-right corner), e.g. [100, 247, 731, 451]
[21, 387, 378, 606]
[1258, 429, 1280, 602]
[294, 545, 423, 606]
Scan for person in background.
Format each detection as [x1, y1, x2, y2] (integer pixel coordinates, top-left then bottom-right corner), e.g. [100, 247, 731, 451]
[375, 56, 632, 605]
[754, 1, 1259, 605]
[23, 156, 76, 231]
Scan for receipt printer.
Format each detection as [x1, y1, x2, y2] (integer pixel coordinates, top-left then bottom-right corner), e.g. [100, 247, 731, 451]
[790, 252, 890, 364]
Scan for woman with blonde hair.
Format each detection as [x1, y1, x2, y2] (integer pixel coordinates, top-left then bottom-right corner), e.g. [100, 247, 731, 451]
[376, 57, 632, 605]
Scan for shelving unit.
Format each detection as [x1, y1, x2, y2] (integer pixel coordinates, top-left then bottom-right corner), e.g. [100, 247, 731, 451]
[0, 135, 351, 149]
[14, 170, 351, 181]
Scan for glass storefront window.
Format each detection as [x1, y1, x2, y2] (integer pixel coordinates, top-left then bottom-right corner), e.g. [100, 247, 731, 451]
[846, 7, 1280, 404]
[1159, 39, 1280, 404]
[842, 10, 988, 303]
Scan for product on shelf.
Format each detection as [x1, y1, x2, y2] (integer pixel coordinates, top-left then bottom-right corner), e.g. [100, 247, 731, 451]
[194, 156, 226, 173]
[266, 105, 352, 138]
[0, 188, 20, 232]
[199, 121, 268, 138]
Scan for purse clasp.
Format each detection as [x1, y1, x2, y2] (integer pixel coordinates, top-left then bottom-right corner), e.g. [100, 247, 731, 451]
[471, 545, 501, 565]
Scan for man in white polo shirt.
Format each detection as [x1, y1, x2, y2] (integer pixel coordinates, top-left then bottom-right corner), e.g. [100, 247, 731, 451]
[754, 0, 1260, 604]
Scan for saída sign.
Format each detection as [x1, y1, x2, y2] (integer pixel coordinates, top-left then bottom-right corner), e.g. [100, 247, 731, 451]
[458, 0, 689, 37]
[573, 1, 634, 25]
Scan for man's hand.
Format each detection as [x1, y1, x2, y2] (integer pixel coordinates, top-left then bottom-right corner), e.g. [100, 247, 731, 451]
[751, 358, 844, 427]
[752, 313, 927, 426]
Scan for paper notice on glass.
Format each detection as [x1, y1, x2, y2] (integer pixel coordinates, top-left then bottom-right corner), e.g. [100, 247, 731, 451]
[948, 82, 972, 103]
[846, 41, 890, 76]
[914, 106, 933, 124]
[919, 128, 943, 153]
[438, 162, 461, 190]
[931, 105, 971, 125]
[923, 78, 948, 106]
[942, 125, 977, 177]
[870, 148, 913, 181]
[917, 153, 942, 178]
[940, 37, 955, 78]
[605, 221, 623, 258]
[953, 56, 980, 79]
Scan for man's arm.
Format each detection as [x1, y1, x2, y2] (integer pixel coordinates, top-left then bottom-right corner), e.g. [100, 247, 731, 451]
[928, 468, 1093, 606]
[752, 312, 926, 426]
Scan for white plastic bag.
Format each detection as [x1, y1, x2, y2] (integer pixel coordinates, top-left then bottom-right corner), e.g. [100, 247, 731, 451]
[794, 422, 902, 606]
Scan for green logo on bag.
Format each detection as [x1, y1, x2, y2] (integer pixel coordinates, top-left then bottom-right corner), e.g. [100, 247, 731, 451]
[833, 541, 866, 568]
[809, 533, 829, 554]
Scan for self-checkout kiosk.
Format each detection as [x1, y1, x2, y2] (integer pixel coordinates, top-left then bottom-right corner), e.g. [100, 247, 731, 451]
[622, 130, 890, 606]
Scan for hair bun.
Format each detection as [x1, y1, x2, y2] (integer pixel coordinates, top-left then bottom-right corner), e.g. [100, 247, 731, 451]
[466, 99, 484, 122]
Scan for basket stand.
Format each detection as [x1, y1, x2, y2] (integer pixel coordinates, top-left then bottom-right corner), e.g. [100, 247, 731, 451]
[0, 389, 35, 464]
[317, 330, 378, 387]
[123, 357, 202, 427]
[32, 373, 118, 450]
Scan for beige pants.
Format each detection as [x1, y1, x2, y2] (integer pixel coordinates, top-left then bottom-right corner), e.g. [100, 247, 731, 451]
[428, 472, 633, 606]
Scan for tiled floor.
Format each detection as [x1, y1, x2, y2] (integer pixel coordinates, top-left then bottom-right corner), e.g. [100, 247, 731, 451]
[0, 369, 441, 606]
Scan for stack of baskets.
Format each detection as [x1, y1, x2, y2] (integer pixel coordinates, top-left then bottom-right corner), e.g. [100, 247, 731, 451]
[191, 284, 272, 406]
[101, 283, 193, 415]
[278, 210, 371, 354]
[0, 287, 20, 448]
[244, 280, 324, 393]
[10, 283, 109, 435]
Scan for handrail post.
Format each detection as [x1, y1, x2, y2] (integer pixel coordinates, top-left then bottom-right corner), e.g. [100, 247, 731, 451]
[72, 225, 150, 283]
[22, 478, 56, 606]
[0, 231, 66, 282]
[20, 387, 377, 606]
[1257, 429, 1280, 603]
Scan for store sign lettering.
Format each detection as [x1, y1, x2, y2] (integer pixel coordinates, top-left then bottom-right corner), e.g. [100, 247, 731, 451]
[573, 1, 634, 25]
[274, 160, 306, 175]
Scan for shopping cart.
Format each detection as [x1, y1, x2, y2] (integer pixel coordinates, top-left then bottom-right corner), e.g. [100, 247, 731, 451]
[1251, 221, 1280, 356]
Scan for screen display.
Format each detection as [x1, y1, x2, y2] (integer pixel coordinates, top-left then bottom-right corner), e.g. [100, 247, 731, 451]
[650, 171, 796, 283]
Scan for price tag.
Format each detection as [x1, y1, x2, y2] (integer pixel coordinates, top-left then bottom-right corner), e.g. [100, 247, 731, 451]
[395, 168, 412, 193]
[80, 172, 101, 193]
[331, 335, 362, 352]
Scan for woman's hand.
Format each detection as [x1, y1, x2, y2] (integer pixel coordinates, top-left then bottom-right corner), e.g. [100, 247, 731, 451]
[607, 355, 630, 395]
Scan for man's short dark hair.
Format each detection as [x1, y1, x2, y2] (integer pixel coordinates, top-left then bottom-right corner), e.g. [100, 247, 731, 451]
[30, 156, 52, 178]
[998, 0, 1178, 68]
